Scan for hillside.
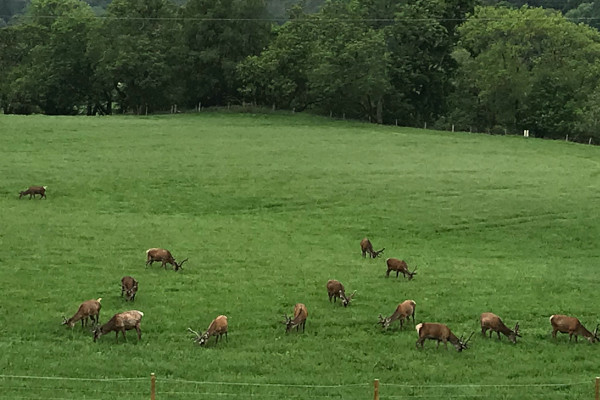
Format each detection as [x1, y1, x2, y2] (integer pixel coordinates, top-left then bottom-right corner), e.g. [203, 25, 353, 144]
[1, 112, 599, 399]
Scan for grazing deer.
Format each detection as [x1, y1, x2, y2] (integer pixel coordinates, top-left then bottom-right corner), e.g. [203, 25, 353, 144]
[19, 185, 47, 199]
[360, 238, 385, 259]
[385, 258, 417, 280]
[121, 276, 138, 301]
[480, 312, 520, 343]
[549, 314, 599, 343]
[62, 298, 102, 328]
[145, 248, 188, 271]
[93, 310, 144, 343]
[189, 315, 228, 346]
[415, 322, 473, 352]
[326, 280, 356, 307]
[378, 300, 416, 329]
[282, 303, 308, 333]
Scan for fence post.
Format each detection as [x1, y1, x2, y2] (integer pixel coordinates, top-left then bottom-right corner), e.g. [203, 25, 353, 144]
[373, 379, 379, 400]
[595, 377, 599, 400]
[151, 373, 156, 400]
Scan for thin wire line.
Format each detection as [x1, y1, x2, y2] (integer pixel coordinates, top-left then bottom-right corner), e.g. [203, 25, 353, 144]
[0, 374, 146, 382]
[160, 378, 368, 388]
[381, 381, 590, 388]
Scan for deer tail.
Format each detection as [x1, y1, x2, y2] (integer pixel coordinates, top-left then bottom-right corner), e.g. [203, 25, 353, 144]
[97, 298, 102, 302]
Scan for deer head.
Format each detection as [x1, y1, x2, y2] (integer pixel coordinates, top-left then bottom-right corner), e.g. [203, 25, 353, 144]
[591, 324, 600, 343]
[341, 290, 356, 307]
[407, 266, 418, 280]
[92, 326, 103, 342]
[377, 314, 391, 329]
[509, 322, 521, 344]
[61, 316, 72, 327]
[174, 258, 188, 271]
[457, 332, 474, 352]
[282, 315, 294, 333]
[372, 248, 385, 258]
[188, 327, 208, 345]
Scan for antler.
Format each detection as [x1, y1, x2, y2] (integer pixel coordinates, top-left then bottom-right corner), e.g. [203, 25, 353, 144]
[374, 248, 385, 258]
[188, 327, 202, 342]
[175, 258, 189, 271]
[61, 316, 69, 325]
[281, 315, 291, 324]
[349, 290, 357, 300]
[462, 332, 474, 348]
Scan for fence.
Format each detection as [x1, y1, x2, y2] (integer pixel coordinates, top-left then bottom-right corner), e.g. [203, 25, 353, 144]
[0, 374, 597, 399]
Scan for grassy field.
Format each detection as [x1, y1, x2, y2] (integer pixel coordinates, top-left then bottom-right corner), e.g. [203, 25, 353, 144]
[0, 111, 599, 400]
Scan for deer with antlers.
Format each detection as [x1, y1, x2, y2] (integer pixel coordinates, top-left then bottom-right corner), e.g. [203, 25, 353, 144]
[550, 314, 599, 343]
[62, 298, 102, 328]
[282, 303, 308, 333]
[145, 248, 188, 271]
[480, 312, 520, 343]
[415, 322, 473, 352]
[326, 280, 356, 307]
[189, 315, 228, 346]
[378, 300, 416, 330]
[360, 238, 385, 259]
[385, 258, 417, 280]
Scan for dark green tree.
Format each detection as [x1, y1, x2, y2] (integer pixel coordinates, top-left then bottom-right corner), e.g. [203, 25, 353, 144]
[180, 0, 272, 108]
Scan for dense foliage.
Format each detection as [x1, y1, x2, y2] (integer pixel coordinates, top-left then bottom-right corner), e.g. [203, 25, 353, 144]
[3, 0, 600, 140]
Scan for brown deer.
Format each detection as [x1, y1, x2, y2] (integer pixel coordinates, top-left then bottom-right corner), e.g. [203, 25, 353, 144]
[385, 258, 417, 280]
[19, 185, 47, 199]
[415, 322, 473, 352]
[93, 310, 144, 342]
[62, 298, 102, 328]
[282, 303, 308, 333]
[189, 315, 228, 346]
[145, 248, 188, 271]
[121, 276, 138, 301]
[360, 238, 385, 258]
[480, 312, 520, 343]
[378, 300, 416, 329]
[550, 314, 599, 343]
[326, 280, 356, 307]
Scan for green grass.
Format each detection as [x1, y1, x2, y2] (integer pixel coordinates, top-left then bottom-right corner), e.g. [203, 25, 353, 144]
[0, 111, 599, 400]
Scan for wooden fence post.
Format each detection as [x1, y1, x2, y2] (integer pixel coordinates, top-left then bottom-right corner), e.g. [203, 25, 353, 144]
[373, 379, 379, 400]
[151, 373, 156, 400]
[595, 376, 599, 400]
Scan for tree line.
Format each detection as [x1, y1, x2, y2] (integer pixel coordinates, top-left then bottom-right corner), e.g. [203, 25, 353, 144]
[2, 0, 600, 141]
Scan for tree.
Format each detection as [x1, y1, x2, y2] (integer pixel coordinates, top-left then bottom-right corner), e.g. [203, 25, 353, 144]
[1, 0, 97, 114]
[92, 0, 181, 114]
[180, 0, 272, 108]
[451, 6, 600, 138]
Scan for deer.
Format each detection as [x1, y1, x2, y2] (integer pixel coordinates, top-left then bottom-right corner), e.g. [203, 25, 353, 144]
[415, 322, 473, 352]
[282, 303, 308, 333]
[62, 298, 102, 328]
[93, 310, 144, 343]
[121, 276, 138, 301]
[188, 315, 228, 346]
[145, 248, 188, 271]
[385, 258, 417, 280]
[19, 185, 47, 199]
[480, 312, 521, 343]
[549, 314, 599, 343]
[378, 300, 416, 330]
[360, 238, 385, 259]
[326, 280, 356, 307]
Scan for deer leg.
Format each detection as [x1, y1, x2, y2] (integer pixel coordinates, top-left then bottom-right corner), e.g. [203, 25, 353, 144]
[497, 331, 501, 340]
[115, 331, 119, 343]
[122, 329, 127, 341]
[362, 251, 366, 258]
[136, 325, 141, 340]
[396, 271, 400, 278]
[416, 338, 424, 349]
[385, 269, 390, 278]
[302, 322, 305, 333]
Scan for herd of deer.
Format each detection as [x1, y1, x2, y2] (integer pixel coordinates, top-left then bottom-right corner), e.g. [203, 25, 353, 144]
[359, 238, 599, 351]
[56, 229, 598, 349]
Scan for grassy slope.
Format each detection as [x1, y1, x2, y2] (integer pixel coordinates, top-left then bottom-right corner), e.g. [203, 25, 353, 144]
[0, 112, 598, 399]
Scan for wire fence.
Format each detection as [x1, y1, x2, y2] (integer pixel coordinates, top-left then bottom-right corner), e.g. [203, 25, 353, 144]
[0, 374, 596, 400]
